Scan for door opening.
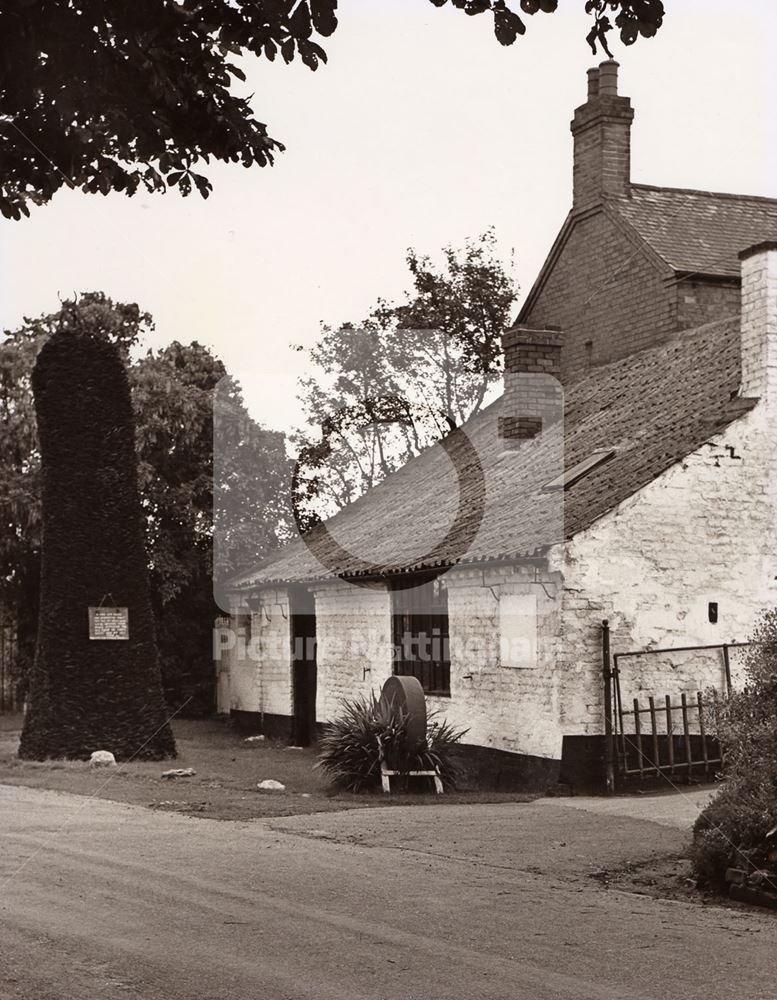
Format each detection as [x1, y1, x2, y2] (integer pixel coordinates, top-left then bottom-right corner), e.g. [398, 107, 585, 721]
[290, 587, 317, 746]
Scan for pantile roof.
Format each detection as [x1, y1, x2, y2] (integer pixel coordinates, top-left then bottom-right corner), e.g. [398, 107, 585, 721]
[618, 184, 777, 278]
[232, 316, 754, 589]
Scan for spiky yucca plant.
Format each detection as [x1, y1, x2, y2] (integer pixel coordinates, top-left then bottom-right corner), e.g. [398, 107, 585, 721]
[316, 692, 466, 793]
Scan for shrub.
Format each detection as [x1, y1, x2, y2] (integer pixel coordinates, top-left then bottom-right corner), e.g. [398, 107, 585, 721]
[692, 610, 777, 887]
[316, 692, 466, 793]
[691, 772, 777, 888]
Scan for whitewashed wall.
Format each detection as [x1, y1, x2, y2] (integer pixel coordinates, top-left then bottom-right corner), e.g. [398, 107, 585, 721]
[559, 406, 776, 736]
[251, 588, 292, 718]
[559, 247, 777, 737]
[312, 580, 393, 722]
[427, 565, 562, 759]
[299, 567, 563, 760]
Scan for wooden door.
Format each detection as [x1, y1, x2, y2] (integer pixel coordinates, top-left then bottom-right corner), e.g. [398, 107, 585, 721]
[290, 589, 317, 746]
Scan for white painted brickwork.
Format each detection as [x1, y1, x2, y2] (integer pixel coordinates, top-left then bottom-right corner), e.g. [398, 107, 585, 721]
[427, 565, 563, 759]
[308, 566, 563, 758]
[311, 581, 393, 722]
[222, 595, 257, 713]
[225, 590, 291, 716]
[253, 589, 292, 717]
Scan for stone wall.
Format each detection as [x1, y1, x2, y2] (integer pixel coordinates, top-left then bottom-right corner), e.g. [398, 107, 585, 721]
[558, 404, 775, 736]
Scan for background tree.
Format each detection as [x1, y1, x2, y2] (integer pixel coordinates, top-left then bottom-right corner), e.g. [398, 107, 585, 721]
[292, 230, 517, 526]
[0, 294, 145, 689]
[0, 295, 289, 711]
[0, 1, 665, 219]
[134, 342, 291, 707]
[19, 327, 176, 760]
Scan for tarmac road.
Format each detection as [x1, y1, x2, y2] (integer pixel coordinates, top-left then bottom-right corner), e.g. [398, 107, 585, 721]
[1, 784, 774, 1000]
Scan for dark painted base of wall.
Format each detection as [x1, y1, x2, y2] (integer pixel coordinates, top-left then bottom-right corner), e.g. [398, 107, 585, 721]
[450, 743, 560, 793]
[559, 735, 608, 794]
[229, 712, 615, 794]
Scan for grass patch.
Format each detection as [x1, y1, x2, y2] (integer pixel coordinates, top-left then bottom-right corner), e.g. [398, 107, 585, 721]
[0, 715, 537, 821]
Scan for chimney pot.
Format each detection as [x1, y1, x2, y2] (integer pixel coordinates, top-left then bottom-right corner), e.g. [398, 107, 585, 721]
[598, 59, 619, 96]
[571, 60, 632, 208]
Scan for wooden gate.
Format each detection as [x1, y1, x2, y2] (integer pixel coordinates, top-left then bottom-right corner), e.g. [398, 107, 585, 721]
[601, 621, 746, 791]
[0, 614, 21, 713]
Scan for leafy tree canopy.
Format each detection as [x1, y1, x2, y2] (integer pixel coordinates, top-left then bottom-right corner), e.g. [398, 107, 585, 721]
[292, 230, 517, 528]
[0, 293, 290, 706]
[1, 0, 664, 219]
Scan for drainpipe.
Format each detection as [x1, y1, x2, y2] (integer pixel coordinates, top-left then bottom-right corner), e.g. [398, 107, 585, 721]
[601, 619, 615, 795]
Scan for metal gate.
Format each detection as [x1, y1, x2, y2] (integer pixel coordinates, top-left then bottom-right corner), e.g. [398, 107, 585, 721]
[601, 620, 747, 792]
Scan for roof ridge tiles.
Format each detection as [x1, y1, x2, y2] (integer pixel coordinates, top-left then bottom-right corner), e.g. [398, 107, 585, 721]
[628, 183, 777, 206]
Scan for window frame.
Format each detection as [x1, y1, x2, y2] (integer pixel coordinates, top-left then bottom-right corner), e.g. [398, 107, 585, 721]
[390, 573, 451, 697]
[542, 448, 615, 491]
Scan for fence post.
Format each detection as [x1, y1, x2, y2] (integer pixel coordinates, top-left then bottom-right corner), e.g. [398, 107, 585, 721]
[722, 643, 732, 695]
[602, 619, 615, 795]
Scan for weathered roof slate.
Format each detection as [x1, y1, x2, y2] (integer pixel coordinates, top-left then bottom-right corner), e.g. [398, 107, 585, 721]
[619, 185, 777, 278]
[232, 316, 754, 590]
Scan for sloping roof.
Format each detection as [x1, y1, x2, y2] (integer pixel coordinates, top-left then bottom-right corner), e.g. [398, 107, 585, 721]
[232, 316, 755, 589]
[518, 184, 777, 324]
[619, 185, 777, 278]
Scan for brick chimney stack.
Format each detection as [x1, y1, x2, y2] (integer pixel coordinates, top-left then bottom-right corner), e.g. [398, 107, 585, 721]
[571, 60, 634, 210]
[739, 241, 777, 401]
[499, 327, 563, 449]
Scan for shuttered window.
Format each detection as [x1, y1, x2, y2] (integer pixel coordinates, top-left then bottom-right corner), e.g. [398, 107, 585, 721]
[391, 574, 450, 696]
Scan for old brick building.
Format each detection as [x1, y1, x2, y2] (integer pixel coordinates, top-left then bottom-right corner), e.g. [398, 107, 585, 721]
[522, 60, 777, 380]
[220, 62, 777, 790]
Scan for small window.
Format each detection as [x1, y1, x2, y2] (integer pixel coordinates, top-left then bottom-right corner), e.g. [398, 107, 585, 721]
[391, 574, 450, 696]
[543, 449, 615, 491]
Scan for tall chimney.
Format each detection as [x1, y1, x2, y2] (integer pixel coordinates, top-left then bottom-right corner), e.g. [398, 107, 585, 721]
[499, 326, 563, 449]
[571, 60, 634, 210]
[739, 241, 777, 401]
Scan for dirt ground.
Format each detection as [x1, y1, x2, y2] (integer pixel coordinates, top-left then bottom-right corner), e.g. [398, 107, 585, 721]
[0, 714, 535, 822]
[2, 785, 774, 1000]
[1, 713, 740, 912]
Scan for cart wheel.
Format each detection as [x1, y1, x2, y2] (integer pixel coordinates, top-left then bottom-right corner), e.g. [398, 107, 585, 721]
[379, 675, 427, 746]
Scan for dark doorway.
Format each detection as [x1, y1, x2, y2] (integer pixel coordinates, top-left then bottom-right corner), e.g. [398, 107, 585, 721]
[290, 587, 317, 746]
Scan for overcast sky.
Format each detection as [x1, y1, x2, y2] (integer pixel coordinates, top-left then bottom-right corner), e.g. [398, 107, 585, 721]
[2, 0, 776, 433]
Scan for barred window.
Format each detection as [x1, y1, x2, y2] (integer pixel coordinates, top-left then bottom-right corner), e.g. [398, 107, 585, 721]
[391, 574, 450, 696]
